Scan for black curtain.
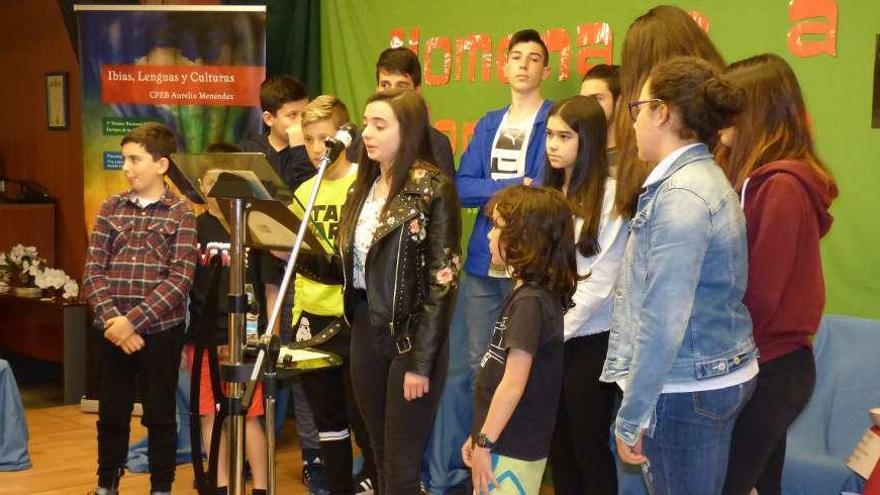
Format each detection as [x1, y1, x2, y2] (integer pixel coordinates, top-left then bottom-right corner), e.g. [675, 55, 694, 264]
[226, 0, 322, 98]
[56, 0, 140, 60]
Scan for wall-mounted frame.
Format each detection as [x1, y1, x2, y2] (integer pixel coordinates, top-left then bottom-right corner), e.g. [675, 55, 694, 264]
[46, 72, 69, 130]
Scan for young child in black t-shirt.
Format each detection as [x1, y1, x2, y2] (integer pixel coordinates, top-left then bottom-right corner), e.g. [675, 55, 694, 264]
[462, 186, 579, 494]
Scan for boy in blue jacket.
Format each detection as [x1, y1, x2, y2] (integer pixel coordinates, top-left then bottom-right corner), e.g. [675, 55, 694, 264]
[455, 28, 553, 378]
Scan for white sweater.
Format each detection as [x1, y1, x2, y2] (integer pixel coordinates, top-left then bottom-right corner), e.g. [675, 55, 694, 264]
[564, 177, 629, 341]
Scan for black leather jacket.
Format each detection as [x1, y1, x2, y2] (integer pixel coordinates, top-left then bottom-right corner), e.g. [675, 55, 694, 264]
[299, 166, 462, 377]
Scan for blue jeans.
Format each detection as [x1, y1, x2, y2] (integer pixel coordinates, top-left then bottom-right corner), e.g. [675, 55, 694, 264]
[641, 378, 756, 495]
[461, 273, 513, 381]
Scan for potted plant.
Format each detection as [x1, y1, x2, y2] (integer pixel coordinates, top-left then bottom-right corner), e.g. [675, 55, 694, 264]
[34, 266, 79, 301]
[0, 244, 79, 300]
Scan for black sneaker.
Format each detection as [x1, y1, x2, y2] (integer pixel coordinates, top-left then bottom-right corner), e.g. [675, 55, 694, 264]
[353, 469, 374, 494]
[302, 453, 329, 495]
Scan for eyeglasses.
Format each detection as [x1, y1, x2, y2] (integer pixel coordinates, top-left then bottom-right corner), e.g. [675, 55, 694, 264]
[628, 98, 663, 121]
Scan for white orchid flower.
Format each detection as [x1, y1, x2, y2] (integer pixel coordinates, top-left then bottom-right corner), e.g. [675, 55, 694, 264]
[63, 279, 79, 299]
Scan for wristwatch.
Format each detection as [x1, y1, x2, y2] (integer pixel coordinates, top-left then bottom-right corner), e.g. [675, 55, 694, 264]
[474, 432, 495, 449]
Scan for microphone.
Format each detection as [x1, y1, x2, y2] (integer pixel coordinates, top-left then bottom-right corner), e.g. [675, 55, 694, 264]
[320, 123, 356, 164]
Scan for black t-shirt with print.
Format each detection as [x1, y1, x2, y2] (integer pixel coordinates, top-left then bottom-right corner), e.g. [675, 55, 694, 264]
[471, 284, 565, 461]
[187, 213, 277, 345]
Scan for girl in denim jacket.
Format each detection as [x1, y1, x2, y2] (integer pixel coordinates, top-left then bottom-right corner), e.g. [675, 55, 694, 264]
[601, 57, 757, 494]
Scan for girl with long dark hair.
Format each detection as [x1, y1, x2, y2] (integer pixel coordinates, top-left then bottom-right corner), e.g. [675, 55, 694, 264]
[299, 89, 461, 494]
[542, 95, 628, 494]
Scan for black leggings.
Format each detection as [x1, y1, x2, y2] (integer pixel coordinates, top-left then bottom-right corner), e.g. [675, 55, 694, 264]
[348, 293, 448, 495]
[549, 332, 621, 495]
[723, 347, 816, 495]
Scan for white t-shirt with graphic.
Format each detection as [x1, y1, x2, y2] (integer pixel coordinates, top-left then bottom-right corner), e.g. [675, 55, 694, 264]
[489, 111, 536, 181]
[488, 111, 536, 278]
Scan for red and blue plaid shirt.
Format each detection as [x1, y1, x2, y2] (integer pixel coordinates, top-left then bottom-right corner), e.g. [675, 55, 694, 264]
[83, 188, 197, 334]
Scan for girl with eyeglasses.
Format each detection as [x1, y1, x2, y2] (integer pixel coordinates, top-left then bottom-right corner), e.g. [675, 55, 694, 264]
[600, 57, 758, 494]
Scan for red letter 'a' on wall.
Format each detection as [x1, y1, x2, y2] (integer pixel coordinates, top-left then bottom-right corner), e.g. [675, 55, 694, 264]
[495, 34, 512, 85]
[389, 27, 420, 53]
[454, 34, 492, 82]
[576, 23, 612, 78]
[424, 36, 452, 86]
[688, 11, 711, 33]
[788, 0, 838, 57]
[544, 28, 571, 81]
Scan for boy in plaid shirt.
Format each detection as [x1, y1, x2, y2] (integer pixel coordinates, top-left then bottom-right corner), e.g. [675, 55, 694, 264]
[83, 122, 197, 495]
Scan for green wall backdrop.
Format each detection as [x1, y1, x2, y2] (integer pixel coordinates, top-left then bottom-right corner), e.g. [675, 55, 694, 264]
[320, 0, 880, 321]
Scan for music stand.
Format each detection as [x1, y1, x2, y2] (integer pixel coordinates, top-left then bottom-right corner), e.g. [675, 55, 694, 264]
[169, 152, 291, 204]
[169, 153, 336, 495]
[211, 172, 341, 495]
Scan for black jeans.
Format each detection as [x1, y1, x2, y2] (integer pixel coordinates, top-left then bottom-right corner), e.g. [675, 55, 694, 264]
[349, 293, 448, 495]
[298, 312, 376, 494]
[723, 347, 816, 495]
[97, 325, 182, 491]
[549, 332, 621, 495]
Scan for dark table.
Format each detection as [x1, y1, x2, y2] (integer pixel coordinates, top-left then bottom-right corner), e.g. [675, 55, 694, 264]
[0, 294, 88, 404]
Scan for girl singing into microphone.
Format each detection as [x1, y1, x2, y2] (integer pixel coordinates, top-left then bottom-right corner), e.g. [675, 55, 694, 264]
[295, 89, 462, 494]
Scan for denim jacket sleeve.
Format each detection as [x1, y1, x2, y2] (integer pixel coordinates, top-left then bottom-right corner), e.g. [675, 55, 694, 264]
[615, 187, 712, 446]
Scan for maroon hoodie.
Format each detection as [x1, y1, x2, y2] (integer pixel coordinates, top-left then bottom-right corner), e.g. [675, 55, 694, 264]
[740, 160, 837, 364]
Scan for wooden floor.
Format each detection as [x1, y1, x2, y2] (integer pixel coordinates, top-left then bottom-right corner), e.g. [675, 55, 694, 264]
[0, 405, 309, 495]
[2, 404, 559, 494]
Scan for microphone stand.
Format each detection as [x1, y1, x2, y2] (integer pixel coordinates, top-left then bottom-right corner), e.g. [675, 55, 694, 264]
[224, 194, 248, 495]
[171, 150, 304, 495]
[240, 137, 347, 495]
